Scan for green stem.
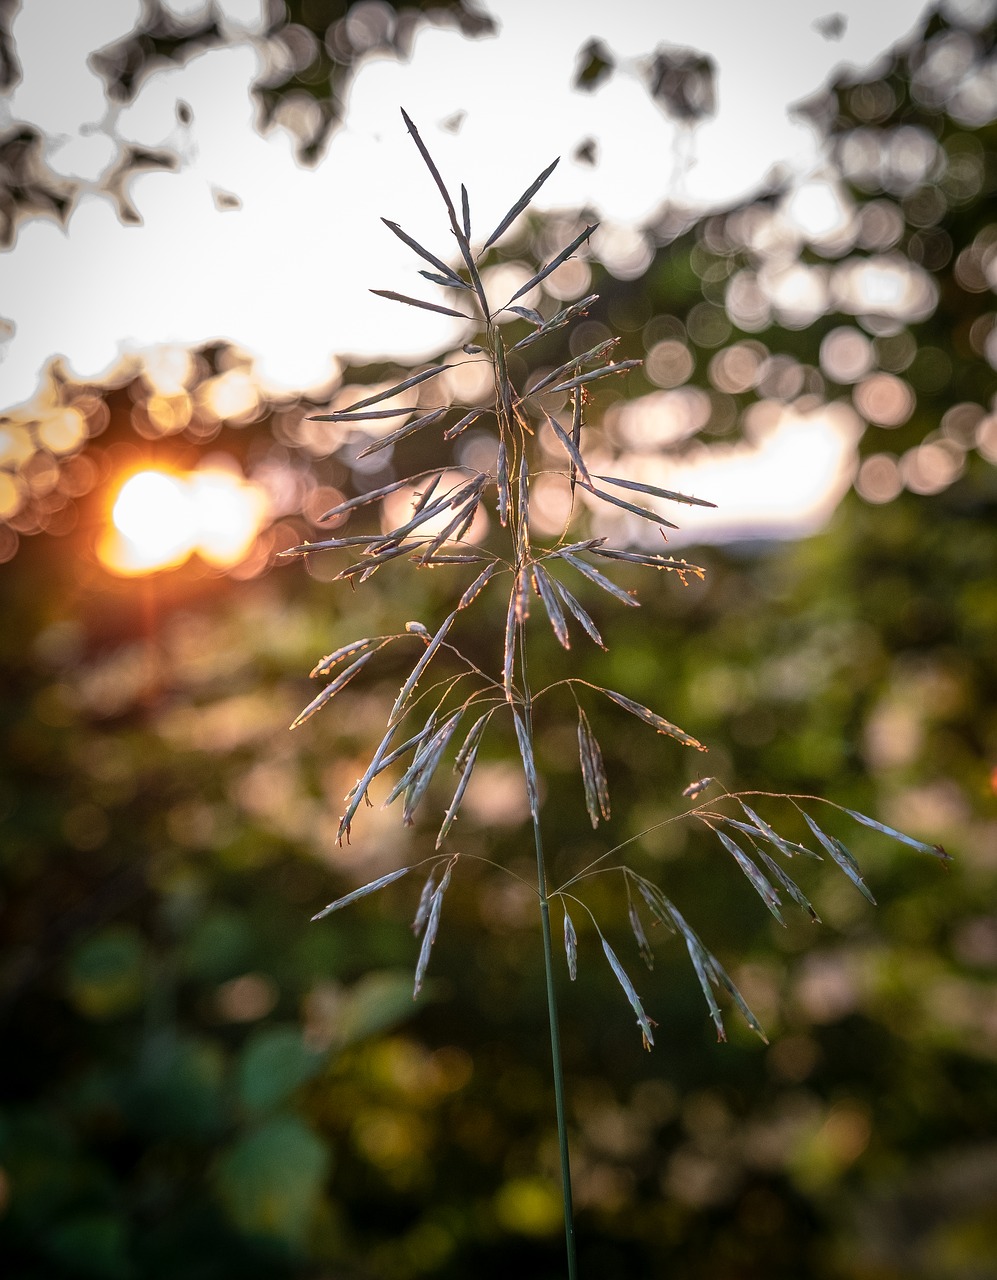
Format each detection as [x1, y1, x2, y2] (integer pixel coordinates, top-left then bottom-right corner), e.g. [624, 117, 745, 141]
[522, 658, 578, 1280]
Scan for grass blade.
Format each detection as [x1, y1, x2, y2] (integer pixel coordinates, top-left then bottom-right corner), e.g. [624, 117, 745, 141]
[411, 472, 443, 515]
[530, 338, 620, 394]
[503, 584, 517, 701]
[545, 359, 642, 394]
[544, 410, 592, 487]
[507, 305, 544, 325]
[411, 870, 436, 935]
[370, 288, 471, 320]
[580, 481, 679, 531]
[738, 802, 819, 860]
[310, 404, 421, 422]
[389, 611, 458, 727]
[577, 707, 610, 827]
[381, 708, 442, 804]
[496, 439, 510, 527]
[459, 561, 500, 609]
[837, 805, 950, 862]
[483, 156, 559, 250]
[512, 707, 540, 824]
[560, 551, 639, 608]
[337, 724, 402, 843]
[290, 650, 377, 730]
[310, 636, 386, 679]
[601, 688, 705, 751]
[312, 866, 409, 921]
[801, 811, 877, 904]
[755, 846, 821, 922]
[356, 407, 449, 459]
[401, 711, 464, 825]
[511, 293, 600, 350]
[570, 386, 583, 496]
[444, 407, 487, 440]
[509, 224, 598, 303]
[601, 938, 655, 1050]
[594, 473, 717, 510]
[713, 813, 818, 859]
[461, 183, 471, 240]
[551, 577, 605, 649]
[436, 714, 490, 847]
[421, 269, 462, 288]
[412, 496, 482, 564]
[563, 909, 578, 980]
[381, 217, 467, 288]
[627, 898, 654, 969]
[633, 879, 678, 936]
[317, 476, 418, 522]
[668, 907, 726, 1041]
[517, 452, 530, 554]
[335, 364, 454, 415]
[532, 563, 570, 648]
[591, 548, 706, 581]
[413, 860, 454, 998]
[714, 828, 786, 925]
[398, 110, 487, 313]
[703, 950, 768, 1043]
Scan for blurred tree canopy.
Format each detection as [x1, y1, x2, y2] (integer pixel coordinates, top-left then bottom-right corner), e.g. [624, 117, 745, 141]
[1, 4, 996, 1279]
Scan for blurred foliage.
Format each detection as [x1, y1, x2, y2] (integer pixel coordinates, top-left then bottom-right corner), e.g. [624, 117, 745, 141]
[2, 4, 997, 1279]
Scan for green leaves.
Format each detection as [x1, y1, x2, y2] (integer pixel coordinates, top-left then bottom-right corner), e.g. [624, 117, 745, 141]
[215, 1116, 329, 1247]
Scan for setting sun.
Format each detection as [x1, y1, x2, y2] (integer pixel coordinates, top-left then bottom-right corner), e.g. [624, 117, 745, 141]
[99, 463, 268, 576]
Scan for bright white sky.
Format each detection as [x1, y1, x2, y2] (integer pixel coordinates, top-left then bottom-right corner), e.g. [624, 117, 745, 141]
[0, 0, 938, 541]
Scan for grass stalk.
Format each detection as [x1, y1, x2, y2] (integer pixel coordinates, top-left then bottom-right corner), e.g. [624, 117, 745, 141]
[522, 647, 578, 1279]
[289, 108, 949, 1274]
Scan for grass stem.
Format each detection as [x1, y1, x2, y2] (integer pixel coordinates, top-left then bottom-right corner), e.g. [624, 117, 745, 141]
[522, 650, 578, 1279]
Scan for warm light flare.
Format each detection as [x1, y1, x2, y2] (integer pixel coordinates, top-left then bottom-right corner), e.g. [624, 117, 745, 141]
[99, 463, 269, 575]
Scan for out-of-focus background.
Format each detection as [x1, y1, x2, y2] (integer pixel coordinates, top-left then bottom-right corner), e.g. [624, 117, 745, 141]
[1, 1, 996, 1277]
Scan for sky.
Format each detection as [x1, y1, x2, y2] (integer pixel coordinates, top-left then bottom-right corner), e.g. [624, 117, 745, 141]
[0, 0, 954, 547]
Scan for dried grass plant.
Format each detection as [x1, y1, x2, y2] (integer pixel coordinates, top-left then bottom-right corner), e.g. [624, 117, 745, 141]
[281, 110, 949, 1279]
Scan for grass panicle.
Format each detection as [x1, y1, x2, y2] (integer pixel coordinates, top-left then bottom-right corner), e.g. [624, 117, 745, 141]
[287, 109, 948, 1280]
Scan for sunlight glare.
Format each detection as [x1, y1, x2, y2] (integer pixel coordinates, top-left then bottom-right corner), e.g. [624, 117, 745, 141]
[100, 463, 268, 575]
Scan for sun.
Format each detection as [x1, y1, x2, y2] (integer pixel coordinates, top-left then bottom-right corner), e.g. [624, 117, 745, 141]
[98, 463, 268, 576]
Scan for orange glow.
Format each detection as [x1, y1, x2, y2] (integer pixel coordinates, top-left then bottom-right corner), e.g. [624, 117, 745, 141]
[99, 463, 269, 576]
